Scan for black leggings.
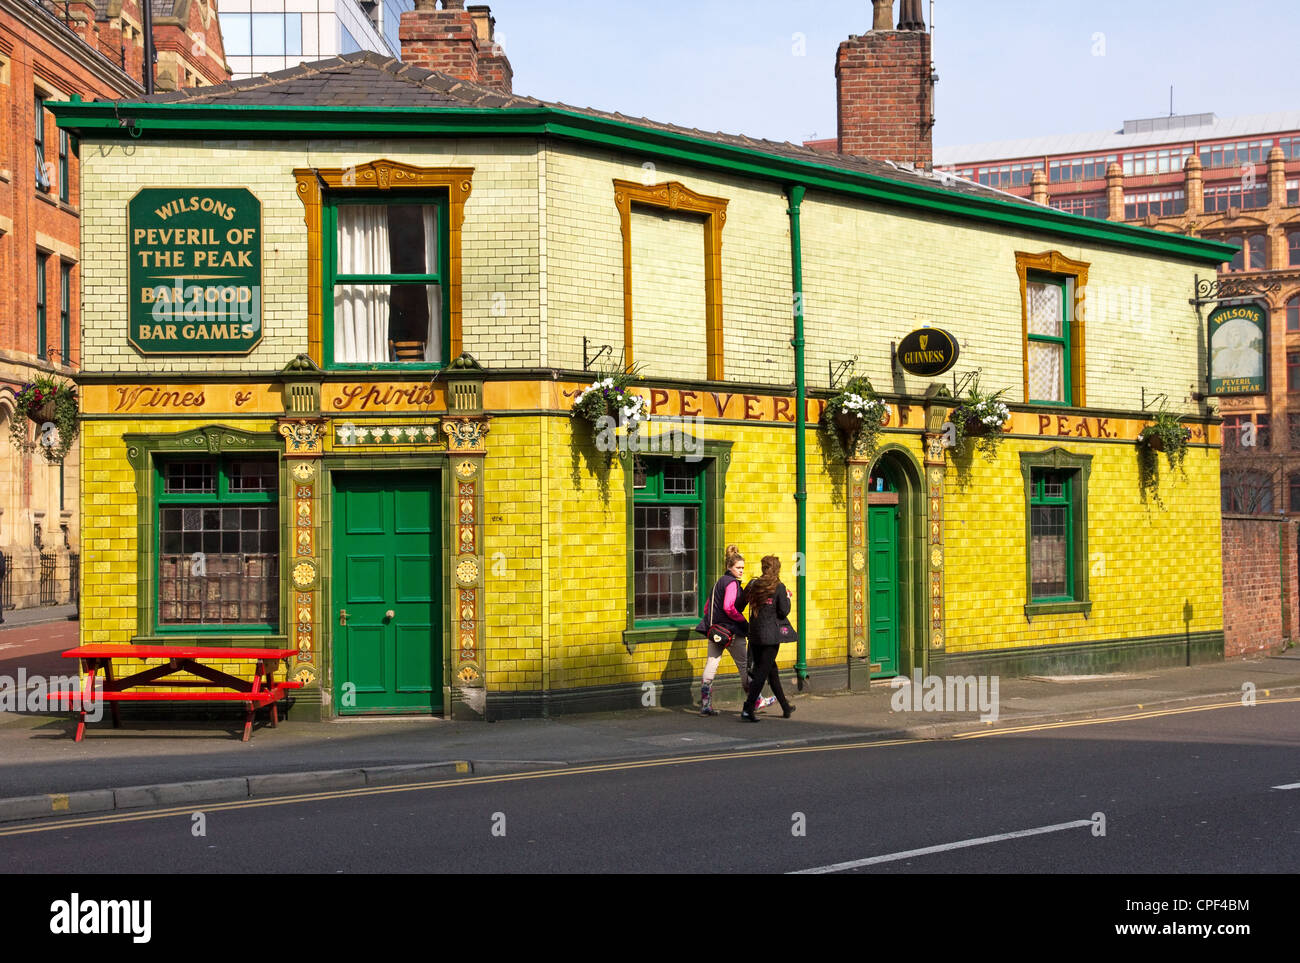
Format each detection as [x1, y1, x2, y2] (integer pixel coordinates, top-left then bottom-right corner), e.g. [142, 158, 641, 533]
[744, 644, 789, 712]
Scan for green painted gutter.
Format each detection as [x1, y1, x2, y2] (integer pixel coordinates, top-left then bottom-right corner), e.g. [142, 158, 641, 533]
[786, 185, 809, 686]
[50, 98, 1236, 265]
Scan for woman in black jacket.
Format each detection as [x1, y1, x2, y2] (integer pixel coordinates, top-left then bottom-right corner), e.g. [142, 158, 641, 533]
[740, 555, 795, 722]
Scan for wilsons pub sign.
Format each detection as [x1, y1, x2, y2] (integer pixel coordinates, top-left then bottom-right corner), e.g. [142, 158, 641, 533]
[896, 326, 959, 377]
[1208, 302, 1266, 396]
[128, 188, 262, 355]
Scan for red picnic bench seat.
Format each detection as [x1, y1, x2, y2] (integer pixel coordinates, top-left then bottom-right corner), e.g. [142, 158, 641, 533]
[58, 644, 301, 742]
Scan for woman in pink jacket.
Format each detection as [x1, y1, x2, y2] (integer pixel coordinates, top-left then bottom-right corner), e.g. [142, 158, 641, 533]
[697, 545, 775, 715]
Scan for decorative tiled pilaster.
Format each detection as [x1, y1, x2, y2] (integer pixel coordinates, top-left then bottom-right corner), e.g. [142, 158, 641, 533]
[923, 410, 947, 654]
[452, 455, 484, 687]
[280, 419, 325, 689]
[847, 463, 868, 659]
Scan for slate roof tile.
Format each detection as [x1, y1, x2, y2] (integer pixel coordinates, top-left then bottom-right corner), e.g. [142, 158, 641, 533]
[104, 50, 1033, 207]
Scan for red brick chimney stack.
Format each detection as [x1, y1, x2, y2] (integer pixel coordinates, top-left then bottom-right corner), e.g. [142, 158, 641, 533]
[835, 0, 934, 167]
[399, 0, 513, 94]
[469, 5, 513, 94]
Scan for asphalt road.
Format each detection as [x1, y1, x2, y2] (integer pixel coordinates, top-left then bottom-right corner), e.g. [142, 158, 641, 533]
[2, 697, 1297, 875]
[0, 619, 77, 682]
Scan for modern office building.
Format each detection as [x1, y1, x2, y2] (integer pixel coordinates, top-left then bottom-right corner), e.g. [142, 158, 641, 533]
[220, 0, 413, 79]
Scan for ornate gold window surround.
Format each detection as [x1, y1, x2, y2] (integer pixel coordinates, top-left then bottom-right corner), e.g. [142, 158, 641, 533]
[1015, 250, 1090, 406]
[294, 159, 474, 366]
[613, 179, 728, 380]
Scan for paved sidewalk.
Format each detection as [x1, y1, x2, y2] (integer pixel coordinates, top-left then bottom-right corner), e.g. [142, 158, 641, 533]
[1, 651, 1298, 813]
[0, 604, 77, 629]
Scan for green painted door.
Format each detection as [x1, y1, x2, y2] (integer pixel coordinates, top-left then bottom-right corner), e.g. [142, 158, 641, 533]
[868, 504, 900, 677]
[332, 472, 442, 713]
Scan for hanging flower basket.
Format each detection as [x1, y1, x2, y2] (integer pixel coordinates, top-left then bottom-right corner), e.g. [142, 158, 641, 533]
[570, 362, 650, 441]
[835, 410, 863, 434]
[946, 374, 1012, 462]
[1139, 429, 1166, 452]
[8, 376, 80, 463]
[29, 400, 57, 423]
[1136, 403, 1191, 508]
[822, 376, 890, 460]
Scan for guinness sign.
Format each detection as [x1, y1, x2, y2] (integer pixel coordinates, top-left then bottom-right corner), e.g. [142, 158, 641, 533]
[897, 327, 959, 377]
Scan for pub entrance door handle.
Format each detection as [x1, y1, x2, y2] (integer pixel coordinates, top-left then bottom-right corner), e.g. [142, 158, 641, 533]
[339, 609, 348, 626]
[385, 610, 395, 620]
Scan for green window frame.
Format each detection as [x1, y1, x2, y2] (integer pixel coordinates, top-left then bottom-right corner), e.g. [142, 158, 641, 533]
[35, 251, 46, 359]
[621, 439, 732, 648]
[631, 457, 706, 629]
[322, 192, 450, 370]
[34, 93, 50, 193]
[1020, 448, 1092, 620]
[58, 128, 69, 203]
[154, 454, 281, 634]
[1026, 271, 1072, 406]
[59, 261, 71, 364]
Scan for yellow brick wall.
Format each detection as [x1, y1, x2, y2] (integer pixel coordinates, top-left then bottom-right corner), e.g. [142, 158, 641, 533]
[78, 138, 542, 372]
[482, 415, 546, 690]
[543, 145, 793, 378]
[630, 208, 708, 381]
[79, 416, 280, 684]
[799, 201, 1204, 412]
[484, 413, 856, 692]
[943, 438, 1223, 652]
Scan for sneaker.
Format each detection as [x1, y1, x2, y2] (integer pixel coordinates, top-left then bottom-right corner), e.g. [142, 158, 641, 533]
[700, 705, 717, 716]
[756, 695, 778, 710]
[740, 709, 759, 723]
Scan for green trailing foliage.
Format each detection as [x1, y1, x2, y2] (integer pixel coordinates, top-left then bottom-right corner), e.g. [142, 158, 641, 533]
[946, 374, 1012, 463]
[1136, 401, 1191, 508]
[822, 375, 891, 460]
[8, 375, 79, 463]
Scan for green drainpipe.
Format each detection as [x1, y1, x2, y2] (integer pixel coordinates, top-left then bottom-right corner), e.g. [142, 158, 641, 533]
[786, 184, 808, 687]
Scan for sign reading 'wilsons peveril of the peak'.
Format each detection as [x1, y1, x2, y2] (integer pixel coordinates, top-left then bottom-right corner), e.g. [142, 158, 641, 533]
[1208, 302, 1267, 396]
[128, 188, 263, 355]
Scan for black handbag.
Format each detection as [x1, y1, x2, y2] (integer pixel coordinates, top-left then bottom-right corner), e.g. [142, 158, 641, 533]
[694, 586, 735, 648]
[778, 615, 798, 644]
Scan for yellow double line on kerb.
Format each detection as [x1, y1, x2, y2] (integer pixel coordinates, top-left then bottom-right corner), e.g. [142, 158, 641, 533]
[2, 695, 1295, 838]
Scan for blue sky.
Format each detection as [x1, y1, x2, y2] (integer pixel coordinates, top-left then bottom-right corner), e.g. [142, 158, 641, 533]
[487, 0, 1298, 149]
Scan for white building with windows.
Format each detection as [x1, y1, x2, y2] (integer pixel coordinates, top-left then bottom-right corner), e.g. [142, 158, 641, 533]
[219, 0, 412, 78]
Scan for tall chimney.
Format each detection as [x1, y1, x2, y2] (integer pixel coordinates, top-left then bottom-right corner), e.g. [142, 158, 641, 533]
[835, 0, 934, 167]
[469, 5, 512, 94]
[399, 0, 513, 93]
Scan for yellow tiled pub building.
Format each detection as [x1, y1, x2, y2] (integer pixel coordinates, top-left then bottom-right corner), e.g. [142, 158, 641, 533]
[54, 5, 1233, 720]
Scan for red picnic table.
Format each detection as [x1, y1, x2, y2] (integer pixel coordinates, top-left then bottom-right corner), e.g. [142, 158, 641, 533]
[57, 645, 301, 742]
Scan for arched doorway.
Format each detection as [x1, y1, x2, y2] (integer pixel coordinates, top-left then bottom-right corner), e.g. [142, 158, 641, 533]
[864, 447, 926, 679]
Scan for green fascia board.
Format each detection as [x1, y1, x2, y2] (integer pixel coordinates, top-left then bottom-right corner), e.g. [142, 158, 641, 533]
[49, 101, 1236, 264]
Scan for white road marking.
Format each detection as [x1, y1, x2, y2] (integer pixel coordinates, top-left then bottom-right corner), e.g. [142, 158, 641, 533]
[1272, 782, 1300, 790]
[790, 819, 1094, 874]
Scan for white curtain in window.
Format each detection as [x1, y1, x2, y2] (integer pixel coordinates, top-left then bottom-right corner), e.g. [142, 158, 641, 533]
[335, 206, 390, 363]
[422, 206, 442, 363]
[1028, 281, 1065, 401]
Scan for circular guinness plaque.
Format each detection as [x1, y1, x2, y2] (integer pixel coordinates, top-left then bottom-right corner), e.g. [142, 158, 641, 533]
[897, 327, 959, 377]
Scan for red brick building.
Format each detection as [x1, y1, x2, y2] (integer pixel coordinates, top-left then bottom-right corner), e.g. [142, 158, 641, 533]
[932, 112, 1300, 517]
[0, 0, 225, 611]
[50, 0, 229, 92]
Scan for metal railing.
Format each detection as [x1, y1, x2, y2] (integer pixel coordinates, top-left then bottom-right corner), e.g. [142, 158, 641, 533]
[69, 552, 80, 610]
[0, 553, 12, 612]
[39, 554, 57, 606]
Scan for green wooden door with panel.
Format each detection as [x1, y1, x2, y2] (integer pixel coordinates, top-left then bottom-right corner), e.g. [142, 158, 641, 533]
[332, 472, 442, 712]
